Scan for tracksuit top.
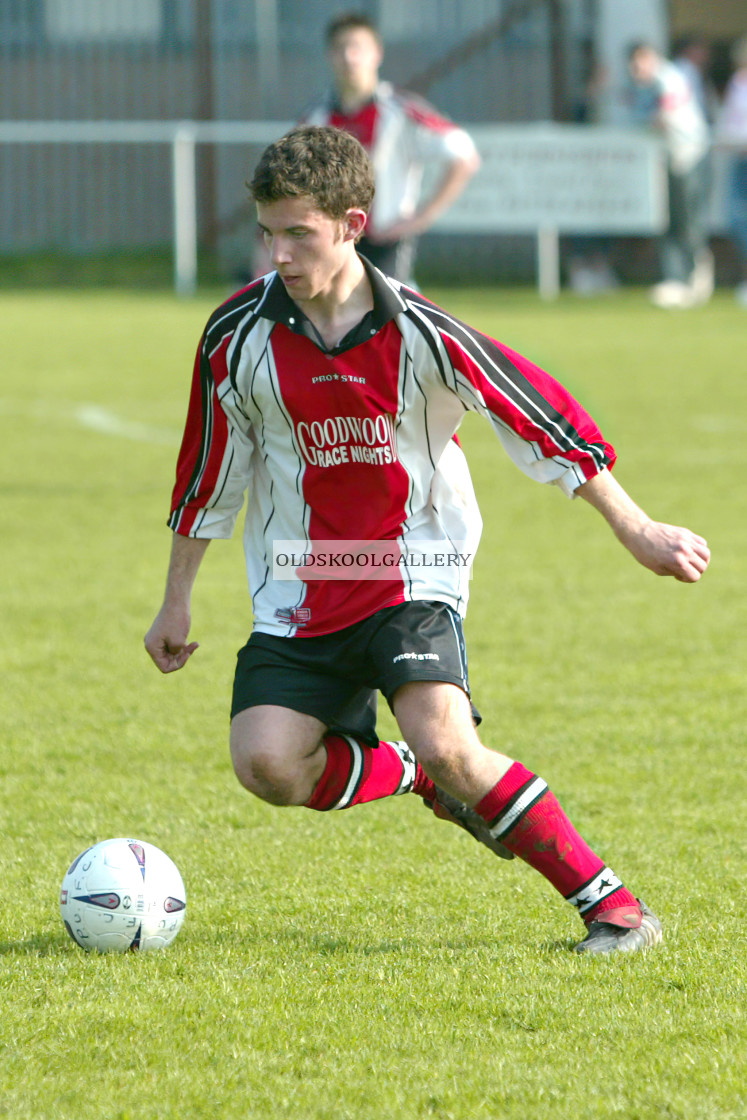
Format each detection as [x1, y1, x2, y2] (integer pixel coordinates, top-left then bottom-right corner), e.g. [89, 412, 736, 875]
[169, 261, 616, 638]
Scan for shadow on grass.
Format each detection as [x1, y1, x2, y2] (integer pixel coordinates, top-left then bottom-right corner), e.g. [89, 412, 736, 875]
[277, 927, 587, 959]
[0, 930, 72, 956]
[195, 921, 581, 959]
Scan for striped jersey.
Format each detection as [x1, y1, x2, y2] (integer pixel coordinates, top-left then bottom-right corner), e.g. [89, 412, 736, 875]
[301, 81, 477, 236]
[169, 261, 616, 638]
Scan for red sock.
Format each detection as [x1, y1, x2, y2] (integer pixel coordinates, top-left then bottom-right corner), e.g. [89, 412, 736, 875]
[413, 768, 437, 801]
[475, 762, 639, 924]
[305, 734, 417, 811]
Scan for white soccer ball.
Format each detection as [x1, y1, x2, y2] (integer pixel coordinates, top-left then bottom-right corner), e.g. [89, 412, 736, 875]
[60, 837, 186, 953]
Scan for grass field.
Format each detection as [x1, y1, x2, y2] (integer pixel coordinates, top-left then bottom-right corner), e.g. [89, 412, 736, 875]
[1, 285, 745, 1120]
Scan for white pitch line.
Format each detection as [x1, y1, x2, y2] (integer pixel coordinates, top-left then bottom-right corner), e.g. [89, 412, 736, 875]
[74, 404, 179, 446]
[691, 414, 747, 434]
[0, 397, 181, 446]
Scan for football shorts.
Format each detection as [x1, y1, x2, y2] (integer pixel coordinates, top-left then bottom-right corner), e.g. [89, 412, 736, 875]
[231, 600, 478, 745]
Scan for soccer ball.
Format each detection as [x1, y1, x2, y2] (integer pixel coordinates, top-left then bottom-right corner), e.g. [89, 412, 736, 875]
[60, 837, 186, 953]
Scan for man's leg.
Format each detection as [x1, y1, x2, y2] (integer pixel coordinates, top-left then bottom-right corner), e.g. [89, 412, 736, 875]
[231, 634, 421, 810]
[230, 706, 327, 805]
[230, 705, 418, 809]
[394, 681, 511, 799]
[393, 681, 661, 952]
[662, 169, 692, 283]
[230, 693, 502, 840]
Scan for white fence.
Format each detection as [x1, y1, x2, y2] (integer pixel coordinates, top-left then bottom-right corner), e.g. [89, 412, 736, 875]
[0, 119, 733, 296]
[0, 119, 291, 295]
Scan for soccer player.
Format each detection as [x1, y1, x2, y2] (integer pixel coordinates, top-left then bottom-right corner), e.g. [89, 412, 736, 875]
[261, 10, 479, 285]
[145, 125, 710, 954]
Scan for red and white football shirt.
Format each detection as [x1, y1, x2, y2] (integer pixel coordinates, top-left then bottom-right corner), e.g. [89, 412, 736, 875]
[169, 263, 616, 637]
[301, 81, 477, 238]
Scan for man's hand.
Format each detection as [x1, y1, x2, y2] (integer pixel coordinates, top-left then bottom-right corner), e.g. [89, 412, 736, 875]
[366, 216, 421, 244]
[144, 604, 199, 673]
[577, 469, 710, 583]
[616, 519, 710, 582]
[145, 534, 211, 672]
[368, 150, 481, 245]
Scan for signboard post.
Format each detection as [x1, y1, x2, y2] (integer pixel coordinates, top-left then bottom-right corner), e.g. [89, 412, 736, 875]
[537, 226, 560, 301]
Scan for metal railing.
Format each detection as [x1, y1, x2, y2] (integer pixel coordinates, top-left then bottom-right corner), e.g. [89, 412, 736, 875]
[0, 118, 684, 298]
[0, 119, 290, 294]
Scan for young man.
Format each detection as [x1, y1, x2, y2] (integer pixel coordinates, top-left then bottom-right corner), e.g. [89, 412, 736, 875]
[145, 126, 710, 954]
[299, 11, 480, 283]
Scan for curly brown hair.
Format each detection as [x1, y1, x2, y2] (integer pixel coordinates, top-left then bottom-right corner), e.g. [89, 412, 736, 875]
[249, 125, 375, 221]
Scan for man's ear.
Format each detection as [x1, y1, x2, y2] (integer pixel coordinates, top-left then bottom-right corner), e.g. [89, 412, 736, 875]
[343, 208, 368, 242]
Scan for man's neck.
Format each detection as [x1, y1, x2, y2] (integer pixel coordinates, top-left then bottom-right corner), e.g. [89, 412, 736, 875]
[293, 255, 373, 350]
[335, 80, 377, 115]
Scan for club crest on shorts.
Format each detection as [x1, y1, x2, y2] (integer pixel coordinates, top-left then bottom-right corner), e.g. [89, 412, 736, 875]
[275, 606, 312, 626]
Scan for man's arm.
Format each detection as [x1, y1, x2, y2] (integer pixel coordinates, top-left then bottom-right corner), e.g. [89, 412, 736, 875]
[373, 148, 481, 243]
[577, 468, 710, 582]
[144, 534, 211, 673]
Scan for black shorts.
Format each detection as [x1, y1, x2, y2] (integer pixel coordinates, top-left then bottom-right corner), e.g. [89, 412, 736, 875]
[231, 600, 477, 747]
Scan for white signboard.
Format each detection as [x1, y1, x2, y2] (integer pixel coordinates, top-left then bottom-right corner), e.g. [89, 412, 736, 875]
[434, 124, 668, 234]
[45, 0, 163, 42]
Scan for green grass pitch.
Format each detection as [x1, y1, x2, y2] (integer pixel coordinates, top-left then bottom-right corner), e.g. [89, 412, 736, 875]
[1, 285, 745, 1119]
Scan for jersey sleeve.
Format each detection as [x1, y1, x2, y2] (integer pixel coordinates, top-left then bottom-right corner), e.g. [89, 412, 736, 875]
[168, 329, 254, 538]
[433, 313, 616, 497]
[397, 89, 478, 164]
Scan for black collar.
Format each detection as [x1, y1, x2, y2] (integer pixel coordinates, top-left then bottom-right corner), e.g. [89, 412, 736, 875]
[258, 255, 407, 355]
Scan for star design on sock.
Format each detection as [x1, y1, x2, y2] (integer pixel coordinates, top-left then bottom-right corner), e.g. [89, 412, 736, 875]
[596, 873, 616, 895]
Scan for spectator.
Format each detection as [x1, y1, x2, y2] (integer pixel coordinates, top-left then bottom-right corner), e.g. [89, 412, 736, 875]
[628, 42, 713, 308]
[716, 35, 747, 306]
[257, 11, 480, 285]
[673, 33, 720, 126]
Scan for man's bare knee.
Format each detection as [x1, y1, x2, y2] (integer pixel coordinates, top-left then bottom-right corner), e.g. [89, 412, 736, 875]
[393, 681, 477, 753]
[392, 680, 512, 804]
[231, 744, 298, 804]
[230, 705, 327, 806]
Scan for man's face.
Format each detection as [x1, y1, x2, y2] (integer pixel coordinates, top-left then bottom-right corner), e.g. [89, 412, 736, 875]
[629, 48, 658, 85]
[256, 196, 362, 302]
[328, 27, 383, 96]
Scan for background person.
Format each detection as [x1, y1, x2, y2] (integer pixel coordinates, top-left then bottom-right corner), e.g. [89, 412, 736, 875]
[146, 125, 710, 955]
[254, 10, 480, 284]
[627, 41, 713, 309]
[716, 35, 747, 306]
[673, 33, 720, 127]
